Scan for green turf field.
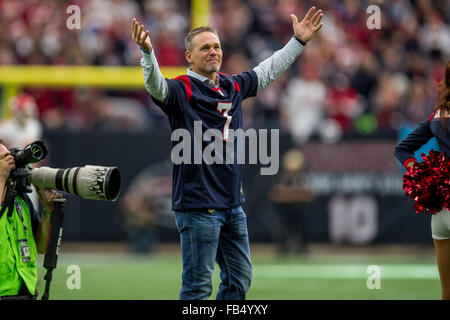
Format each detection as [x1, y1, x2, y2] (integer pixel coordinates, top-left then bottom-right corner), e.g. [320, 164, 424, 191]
[35, 247, 442, 300]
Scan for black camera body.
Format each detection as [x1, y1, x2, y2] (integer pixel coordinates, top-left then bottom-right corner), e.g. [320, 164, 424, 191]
[9, 141, 48, 193]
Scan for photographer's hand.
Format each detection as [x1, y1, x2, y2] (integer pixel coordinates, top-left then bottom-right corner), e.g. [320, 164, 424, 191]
[35, 187, 62, 253]
[35, 186, 62, 214]
[0, 148, 15, 183]
[0, 145, 15, 203]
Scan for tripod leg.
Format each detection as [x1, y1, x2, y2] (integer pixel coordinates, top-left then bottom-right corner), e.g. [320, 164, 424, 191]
[41, 198, 66, 300]
[41, 269, 53, 300]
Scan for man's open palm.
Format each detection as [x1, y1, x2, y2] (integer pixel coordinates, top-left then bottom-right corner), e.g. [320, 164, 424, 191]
[291, 7, 323, 44]
[132, 18, 152, 52]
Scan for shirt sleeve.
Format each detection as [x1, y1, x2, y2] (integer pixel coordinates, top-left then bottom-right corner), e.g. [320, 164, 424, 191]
[394, 118, 434, 168]
[140, 50, 189, 116]
[232, 70, 259, 100]
[252, 37, 304, 92]
[140, 49, 169, 103]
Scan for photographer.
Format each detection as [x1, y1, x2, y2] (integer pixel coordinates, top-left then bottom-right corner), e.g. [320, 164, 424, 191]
[0, 140, 61, 300]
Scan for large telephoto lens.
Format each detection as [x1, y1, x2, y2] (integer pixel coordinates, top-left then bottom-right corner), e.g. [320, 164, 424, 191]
[31, 165, 121, 201]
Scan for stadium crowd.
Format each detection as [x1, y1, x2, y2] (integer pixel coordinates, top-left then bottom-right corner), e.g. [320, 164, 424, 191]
[0, 0, 449, 144]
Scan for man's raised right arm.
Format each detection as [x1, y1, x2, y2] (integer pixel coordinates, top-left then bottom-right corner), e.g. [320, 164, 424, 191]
[132, 18, 168, 103]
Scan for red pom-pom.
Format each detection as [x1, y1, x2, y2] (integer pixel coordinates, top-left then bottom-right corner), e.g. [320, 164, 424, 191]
[402, 150, 450, 214]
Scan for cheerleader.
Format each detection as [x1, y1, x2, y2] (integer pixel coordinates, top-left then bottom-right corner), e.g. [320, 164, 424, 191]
[395, 60, 450, 300]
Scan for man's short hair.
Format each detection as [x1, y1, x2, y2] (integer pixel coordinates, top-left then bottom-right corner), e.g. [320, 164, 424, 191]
[185, 26, 219, 52]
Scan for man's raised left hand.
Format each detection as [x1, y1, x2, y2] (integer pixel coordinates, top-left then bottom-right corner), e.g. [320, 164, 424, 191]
[291, 6, 323, 44]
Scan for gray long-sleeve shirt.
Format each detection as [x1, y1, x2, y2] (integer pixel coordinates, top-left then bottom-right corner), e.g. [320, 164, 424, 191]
[140, 36, 304, 103]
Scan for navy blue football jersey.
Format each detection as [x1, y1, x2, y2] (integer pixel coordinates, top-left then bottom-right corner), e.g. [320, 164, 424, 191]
[395, 113, 450, 168]
[152, 70, 259, 210]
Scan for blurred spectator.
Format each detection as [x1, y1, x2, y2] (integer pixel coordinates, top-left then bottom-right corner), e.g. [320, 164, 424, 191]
[0, 92, 43, 209]
[373, 72, 409, 130]
[402, 76, 435, 125]
[269, 149, 314, 255]
[119, 159, 172, 254]
[325, 72, 363, 132]
[281, 62, 326, 145]
[419, 9, 450, 58]
[349, 49, 378, 109]
[0, 93, 42, 148]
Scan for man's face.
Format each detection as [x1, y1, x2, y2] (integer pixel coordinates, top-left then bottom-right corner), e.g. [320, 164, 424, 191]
[186, 31, 222, 76]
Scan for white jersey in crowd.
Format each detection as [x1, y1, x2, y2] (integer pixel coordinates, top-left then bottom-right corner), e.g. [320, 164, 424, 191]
[0, 118, 43, 149]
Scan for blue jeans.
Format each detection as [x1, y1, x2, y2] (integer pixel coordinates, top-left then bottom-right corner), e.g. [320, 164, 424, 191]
[174, 206, 252, 300]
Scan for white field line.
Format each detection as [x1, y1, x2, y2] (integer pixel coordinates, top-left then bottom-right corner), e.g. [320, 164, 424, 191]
[253, 264, 439, 279]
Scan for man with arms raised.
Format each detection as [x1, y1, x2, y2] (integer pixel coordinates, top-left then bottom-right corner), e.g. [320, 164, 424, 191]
[132, 7, 323, 300]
